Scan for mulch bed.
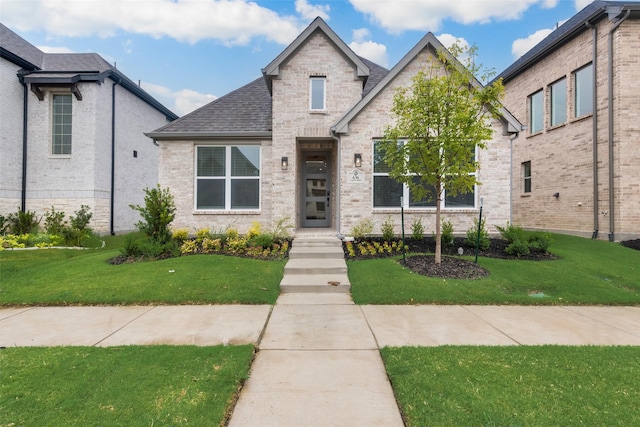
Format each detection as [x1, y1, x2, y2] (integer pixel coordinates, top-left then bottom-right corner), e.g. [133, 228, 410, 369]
[621, 239, 640, 251]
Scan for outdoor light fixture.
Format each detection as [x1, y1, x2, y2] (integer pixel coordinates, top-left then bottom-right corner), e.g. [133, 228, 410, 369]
[281, 157, 288, 170]
[354, 153, 362, 168]
[553, 192, 560, 198]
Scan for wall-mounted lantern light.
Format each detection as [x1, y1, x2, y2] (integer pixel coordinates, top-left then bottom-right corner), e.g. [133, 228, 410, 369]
[281, 157, 288, 170]
[354, 153, 362, 168]
[553, 192, 560, 198]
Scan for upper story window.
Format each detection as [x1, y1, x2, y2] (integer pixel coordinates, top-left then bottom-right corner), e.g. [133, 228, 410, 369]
[529, 90, 543, 134]
[310, 77, 326, 111]
[52, 94, 72, 155]
[196, 145, 260, 210]
[550, 77, 567, 126]
[523, 161, 532, 193]
[574, 64, 593, 118]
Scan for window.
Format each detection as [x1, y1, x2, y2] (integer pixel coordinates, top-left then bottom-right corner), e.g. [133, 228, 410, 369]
[196, 146, 260, 210]
[310, 77, 325, 110]
[575, 64, 593, 117]
[52, 94, 72, 155]
[373, 141, 475, 209]
[529, 90, 543, 133]
[523, 161, 531, 193]
[550, 78, 567, 126]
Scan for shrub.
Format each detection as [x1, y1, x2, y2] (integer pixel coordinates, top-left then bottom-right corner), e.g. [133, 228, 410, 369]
[247, 221, 262, 240]
[138, 238, 178, 259]
[120, 234, 143, 258]
[69, 205, 92, 232]
[505, 239, 530, 257]
[465, 217, 490, 250]
[179, 239, 199, 255]
[269, 216, 293, 241]
[410, 217, 425, 240]
[440, 218, 454, 247]
[201, 237, 222, 253]
[5, 209, 39, 235]
[381, 217, 395, 241]
[130, 185, 176, 245]
[44, 206, 67, 235]
[495, 222, 552, 257]
[171, 228, 189, 244]
[351, 218, 374, 239]
[226, 228, 239, 239]
[528, 231, 553, 253]
[195, 228, 211, 243]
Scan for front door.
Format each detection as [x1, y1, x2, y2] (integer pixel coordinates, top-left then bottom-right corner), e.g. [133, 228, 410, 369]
[301, 152, 331, 228]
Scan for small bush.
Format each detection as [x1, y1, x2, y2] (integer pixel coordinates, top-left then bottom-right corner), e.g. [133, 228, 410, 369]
[195, 228, 211, 243]
[528, 231, 553, 253]
[201, 237, 222, 253]
[130, 185, 176, 245]
[465, 217, 490, 250]
[269, 216, 293, 241]
[381, 217, 395, 241]
[69, 205, 92, 232]
[440, 219, 454, 247]
[226, 228, 239, 239]
[247, 221, 262, 240]
[496, 222, 552, 257]
[171, 228, 189, 244]
[351, 218, 374, 240]
[6, 209, 39, 235]
[44, 207, 67, 235]
[251, 234, 274, 249]
[120, 234, 143, 258]
[410, 217, 425, 240]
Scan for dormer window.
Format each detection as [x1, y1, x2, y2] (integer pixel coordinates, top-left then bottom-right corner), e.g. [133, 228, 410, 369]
[310, 77, 326, 111]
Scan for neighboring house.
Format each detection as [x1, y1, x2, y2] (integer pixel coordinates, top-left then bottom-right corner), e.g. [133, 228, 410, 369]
[147, 17, 523, 238]
[0, 23, 178, 235]
[497, 1, 640, 241]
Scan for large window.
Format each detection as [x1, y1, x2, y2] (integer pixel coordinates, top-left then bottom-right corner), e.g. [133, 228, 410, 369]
[310, 77, 325, 110]
[196, 146, 260, 210]
[550, 78, 567, 126]
[574, 64, 593, 117]
[52, 94, 72, 155]
[523, 161, 532, 193]
[529, 90, 543, 133]
[373, 141, 475, 209]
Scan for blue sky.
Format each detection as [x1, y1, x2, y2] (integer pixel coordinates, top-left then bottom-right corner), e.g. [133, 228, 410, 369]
[2, 0, 599, 116]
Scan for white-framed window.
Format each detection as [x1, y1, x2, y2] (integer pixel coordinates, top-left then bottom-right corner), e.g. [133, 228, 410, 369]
[523, 161, 532, 193]
[195, 145, 260, 210]
[550, 77, 567, 126]
[529, 90, 543, 133]
[52, 94, 72, 155]
[309, 77, 325, 111]
[372, 141, 476, 209]
[574, 63, 593, 118]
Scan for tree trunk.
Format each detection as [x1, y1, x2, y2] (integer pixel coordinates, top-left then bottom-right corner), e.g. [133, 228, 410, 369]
[435, 196, 442, 264]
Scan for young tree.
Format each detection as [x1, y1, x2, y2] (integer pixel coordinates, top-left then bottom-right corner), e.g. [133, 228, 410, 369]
[380, 44, 503, 264]
[130, 185, 176, 245]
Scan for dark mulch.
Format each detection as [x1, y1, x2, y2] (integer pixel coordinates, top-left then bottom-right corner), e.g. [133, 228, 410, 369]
[404, 254, 490, 279]
[621, 239, 640, 251]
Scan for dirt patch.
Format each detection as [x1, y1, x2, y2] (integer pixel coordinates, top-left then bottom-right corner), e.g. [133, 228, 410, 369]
[403, 255, 489, 279]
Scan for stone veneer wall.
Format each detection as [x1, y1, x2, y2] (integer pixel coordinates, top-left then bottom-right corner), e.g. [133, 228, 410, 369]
[501, 16, 639, 240]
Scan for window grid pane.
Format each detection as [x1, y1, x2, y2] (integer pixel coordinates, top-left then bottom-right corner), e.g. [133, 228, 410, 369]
[575, 64, 593, 117]
[231, 146, 260, 176]
[310, 78, 325, 110]
[550, 78, 567, 126]
[529, 91, 543, 133]
[197, 147, 225, 177]
[523, 161, 532, 193]
[52, 94, 72, 155]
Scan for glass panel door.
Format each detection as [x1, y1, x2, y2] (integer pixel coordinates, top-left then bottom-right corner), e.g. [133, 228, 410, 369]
[301, 153, 331, 227]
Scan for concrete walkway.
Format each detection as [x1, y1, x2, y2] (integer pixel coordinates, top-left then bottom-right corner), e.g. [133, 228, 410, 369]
[2, 235, 640, 426]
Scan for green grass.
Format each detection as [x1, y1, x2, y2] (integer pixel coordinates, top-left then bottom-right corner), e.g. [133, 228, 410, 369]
[382, 346, 640, 427]
[0, 236, 285, 306]
[0, 345, 254, 426]
[349, 234, 640, 305]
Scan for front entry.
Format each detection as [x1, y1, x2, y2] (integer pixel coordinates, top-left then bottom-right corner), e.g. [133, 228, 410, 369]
[301, 152, 331, 228]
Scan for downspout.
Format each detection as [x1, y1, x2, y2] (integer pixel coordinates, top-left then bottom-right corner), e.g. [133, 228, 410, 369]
[330, 131, 342, 238]
[110, 78, 121, 235]
[585, 21, 599, 239]
[509, 131, 520, 225]
[607, 9, 630, 242]
[18, 73, 28, 212]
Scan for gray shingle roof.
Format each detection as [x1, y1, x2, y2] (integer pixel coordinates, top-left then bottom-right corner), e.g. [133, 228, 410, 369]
[0, 23, 44, 68]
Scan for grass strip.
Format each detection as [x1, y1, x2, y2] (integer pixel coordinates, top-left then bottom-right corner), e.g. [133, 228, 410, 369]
[0, 345, 254, 426]
[381, 345, 640, 427]
[349, 234, 640, 305]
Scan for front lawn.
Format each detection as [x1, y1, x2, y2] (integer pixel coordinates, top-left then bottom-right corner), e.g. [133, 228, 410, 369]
[382, 346, 640, 427]
[349, 234, 640, 305]
[0, 345, 254, 426]
[0, 237, 284, 306]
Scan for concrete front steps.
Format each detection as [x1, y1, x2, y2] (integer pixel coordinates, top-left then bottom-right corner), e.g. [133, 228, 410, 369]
[280, 237, 350, 293]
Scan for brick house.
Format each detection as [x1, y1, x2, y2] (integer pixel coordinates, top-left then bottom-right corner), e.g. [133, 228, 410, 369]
[497, 1, 640, 241]
[147, 18, 523, 237]
[0, 23, 178, 234]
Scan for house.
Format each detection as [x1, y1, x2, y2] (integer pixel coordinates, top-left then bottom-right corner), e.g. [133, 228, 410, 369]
[147, 18, 523, 238]
[0, 23, 178, 235]
[496, 1, 640, 241]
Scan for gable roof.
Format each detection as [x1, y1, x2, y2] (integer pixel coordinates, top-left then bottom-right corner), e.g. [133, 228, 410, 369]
[0, 23, 177, 121]
[497, 1, 640, 83]
[262, 17, 370, 95]
[332, 32, 523, 135]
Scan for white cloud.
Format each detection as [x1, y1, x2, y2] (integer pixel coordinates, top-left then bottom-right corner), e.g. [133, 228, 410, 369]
[142, 82, 217, 116]
[349, 0, 559, 33]
[1, 0, 304, 46]
[574, 0, 594, 11]
[348, 28, 388, 67]
[37, 45, 75, 54]
[436, 34, 469, 51]
[511, 28, 553, 59]
[295, 0, 330, 21]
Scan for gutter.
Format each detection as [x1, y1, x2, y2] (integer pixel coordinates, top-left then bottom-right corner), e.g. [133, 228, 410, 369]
[330, 131, 342, 238]
[606, 8, 631, 242]
[509, 132, 521, 225]
[585, 20, 599, 239]
[18, 71, 29, 212]
[110, 78, 121, 235]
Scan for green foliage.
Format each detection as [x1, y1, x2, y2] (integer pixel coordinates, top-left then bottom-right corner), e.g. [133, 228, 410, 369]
[120, 234, 142, 258]
[268, 215, 293, 241]
[43, 206, 67, 235]
[69, 205, 92, 232]
[247, 221, 262, 239]
[440, 218, 454, 247]
[465, 217, 490, 250]
[381, 216, 395, 241]
[5, 209, 40, 235]
[171, 228, 189, 244]
[130, 185, 176, 245]
[61, 205, 95, 247]
[351, 218, 374, 239]
[529, 231, 553, 253]
[250, 233, 274, 249]
[195, 228, 211, 243]
[410, 217, 425, 240]
[495, 222, 552, 257]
